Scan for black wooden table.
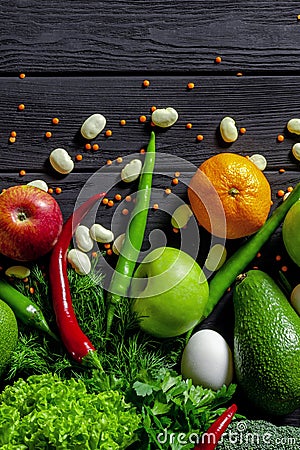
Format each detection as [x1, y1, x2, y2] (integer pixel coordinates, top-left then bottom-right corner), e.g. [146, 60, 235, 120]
[0, 0, 300, 427]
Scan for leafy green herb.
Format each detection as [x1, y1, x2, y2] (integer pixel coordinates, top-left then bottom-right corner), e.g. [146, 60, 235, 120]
[127, 368, 237, 450]
[0, 373, 141, 449]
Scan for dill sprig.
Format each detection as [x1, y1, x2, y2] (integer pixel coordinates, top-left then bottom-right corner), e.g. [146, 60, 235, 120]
[6, 261, 185, 391]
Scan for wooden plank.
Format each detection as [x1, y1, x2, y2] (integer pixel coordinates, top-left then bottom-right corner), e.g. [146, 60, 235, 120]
[0, 1, 300, 72]
[1, 75, 300, 172]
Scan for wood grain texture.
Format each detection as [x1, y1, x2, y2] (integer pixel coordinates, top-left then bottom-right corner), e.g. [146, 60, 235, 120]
[0, 1, 300, 72]
[1, 75, 300, 172]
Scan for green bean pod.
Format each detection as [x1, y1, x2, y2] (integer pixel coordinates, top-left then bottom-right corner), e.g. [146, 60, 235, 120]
[204, 181, 300, 318]
[106, 131, 156, 337]
[0, 279, 57, 340]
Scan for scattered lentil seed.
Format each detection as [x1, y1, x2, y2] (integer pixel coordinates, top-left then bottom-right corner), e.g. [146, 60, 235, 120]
[186, 122, 193, 129]
[298, 14, 300, 20]
[104, 243, 111, 249]
[281, 265, 288, 272]
[55, 187, 62, 194]
[116, 156, 123, 163]
[106, 249, 113, 256]
[92, 143, 99, 151]
[105, 129, 112, 137]
[239, 127, 247, 134]
[196, 134, 204, 141]
[279, 168, 285, 173]
[143, 79, 150, 87]
[275, 255, 282, 261]
[215, 56, 222, 63]
[29, 287, 35, 294]
[120, 119, 126, 126]
[23, 278, 29, 283]
[122, 208, 129, 215]
[277, 134, 285, 142]
[287, 186, 294, 192]
[187, 82, 195, 89]
[19, 170, 26, 176]
[151, 106, 157, 112]
[52, 117, 60, 125]
[9, 137, 16, 143]
[172, 227, 179, 233]
[277, 189, 285, 197]
[48, 188, 54, 194]
[114, 193, 122, 201]
[102, 197, 109, 205]
[125, 195, 132, 202]
[139, 115, 147, 123]
[91, 251, 98, 258]
[153, 203, 159, 210]
[256, 252, 262, 258]
[174, 171, 181, 177]
[172, 178, 179, 185]
[140, 148, 145, 154]
[85, 143, 92, 150]
[106, 159, 112, 165]
[236, 72, 243, 77]
[165, 188, 172, 195]
[10, 131, 17, 137]
[107, 200, 114, 207]
[18, 103, 25, 111]
[45, 131, 52, 139]
[150, 121, 156, 127]
[75, 154, 83, 161]
[19, 73, 26, 79]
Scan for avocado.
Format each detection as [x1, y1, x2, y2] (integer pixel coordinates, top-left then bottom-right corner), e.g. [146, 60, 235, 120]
[233, 269, 300, 415]
[0, 299, 18, 376]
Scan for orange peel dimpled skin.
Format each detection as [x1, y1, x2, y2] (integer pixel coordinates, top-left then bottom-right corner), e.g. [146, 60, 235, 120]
[188, 153, 272, 239]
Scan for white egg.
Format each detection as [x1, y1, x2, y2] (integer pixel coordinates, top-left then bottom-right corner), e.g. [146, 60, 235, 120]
[181, 329, 233, 390]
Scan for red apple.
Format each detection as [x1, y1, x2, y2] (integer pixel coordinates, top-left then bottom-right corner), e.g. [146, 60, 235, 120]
[0, 185, 63, 261]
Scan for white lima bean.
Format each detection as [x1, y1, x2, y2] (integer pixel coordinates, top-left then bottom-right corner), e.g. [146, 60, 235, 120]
[204, 244, 227, 272]
[121, 159, 142, 183]
[49, 148, 74, 174]
[90, 224, 114, 243]
[112, 233, 125, 255]
[249, 154, 267, 171]
[67, 249, 91, 275]
[292, 143, 300, 161]
[75, 225, 94, 252]
[287, 118, 300, 135]
[151, 107, 178, 128]
[171, 204, 193, 229]
[27, 179, 48, 192]
[5, 265, 31, 279]
[220, 116, 238, 143]
[81, 113, 106, 139]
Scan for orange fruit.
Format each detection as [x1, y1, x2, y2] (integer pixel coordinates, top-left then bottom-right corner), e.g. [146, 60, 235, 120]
[188, 153, 271, 239]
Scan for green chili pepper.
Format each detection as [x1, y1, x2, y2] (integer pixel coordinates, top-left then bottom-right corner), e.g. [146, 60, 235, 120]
[204, 181, 300, 318]
[106, 131, 156, 337]
[0, 279, 58, 340]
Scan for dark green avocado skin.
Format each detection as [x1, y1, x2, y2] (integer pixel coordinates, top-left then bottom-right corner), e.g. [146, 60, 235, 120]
[233, 270, 300, 415]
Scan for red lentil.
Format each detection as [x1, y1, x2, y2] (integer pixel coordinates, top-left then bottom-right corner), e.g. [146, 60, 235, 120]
[215, 56, 222, 64]
[10, 131, 17, 137]
[236, 72, 243, 77]
[104, 243, 111, 249]
[105, 129, 112, 137]
[92, 143, 99, 151]
[48, 188, 54, 194]
[277, 189, 285, 197]
[75, 154, 83, 161]
[19, 169, 26, 176]
[239, 127, 247, 134]
[153, 203, 159, 210]
[52, 117, 60, 125]
[281, 265, 288, 272]
[18, 103, 25, 111]
[139, 115, 147, 123]
[114, 193, 122, 201]
[29, 287, 35, 294]
[116, 157, 123, 163]
[275, 255, 282, 261]
[19, 73, 26, 79]
[172, 227, 179, 233]
[151, 106, 157, 112]
[9, 137, 16, 143]
[140, 148, 146, 154]
[172, 178, 179, 185]
[107, 200, 114, 207]
[45, 131, 52, 139]
[120, 119, 126, 126]
[165, 188, 172, 195]
[196, 134, 204, 141]
[187, 82, 195, 89]
[142, 79, 150, 87]
[186, 122, 193, 129]
[277, 134, 285, 142]
[125, 195, 132, 202]
[55, 187, 62, 194]
[279, 168, 285, 173]
[287, 186, 294, 192]
[85, 143, 92, 150]
[106, 159, 112, 165]
[122, 208, 129, 215]
[102, 197, 109, 205]
[174, 171, 181, 178]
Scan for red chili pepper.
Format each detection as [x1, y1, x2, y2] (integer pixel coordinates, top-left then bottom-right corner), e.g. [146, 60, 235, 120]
[194, 404, 238, 449]
[49, 192, 105, 368]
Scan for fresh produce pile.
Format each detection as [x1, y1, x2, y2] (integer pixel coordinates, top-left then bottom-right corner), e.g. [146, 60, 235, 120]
[0, 105, 299, 449]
